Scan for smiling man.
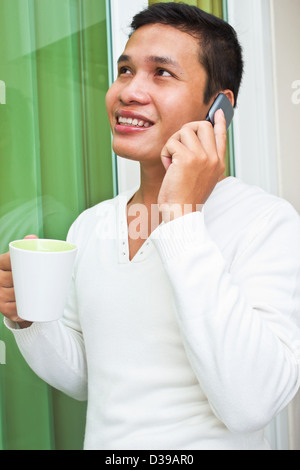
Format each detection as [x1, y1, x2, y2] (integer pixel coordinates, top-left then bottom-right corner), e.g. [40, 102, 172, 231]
[105, 16, 235, 258]
[1, 3, 300, 451]
[107, 23, 214, 163]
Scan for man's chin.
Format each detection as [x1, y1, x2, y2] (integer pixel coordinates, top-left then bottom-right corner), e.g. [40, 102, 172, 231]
[112, 146, 160, 164]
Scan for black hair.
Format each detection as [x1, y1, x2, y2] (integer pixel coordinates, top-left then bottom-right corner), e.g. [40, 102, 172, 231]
[130, 2, 244, 107]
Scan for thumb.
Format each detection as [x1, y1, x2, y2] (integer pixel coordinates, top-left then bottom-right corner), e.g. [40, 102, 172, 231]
[160, 144, 173, 171]
[24, 234, 39, 239]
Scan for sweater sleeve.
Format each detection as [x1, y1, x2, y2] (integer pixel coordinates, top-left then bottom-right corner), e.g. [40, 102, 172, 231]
[150, 203, 300, 433]
[4, 225, 88, 401]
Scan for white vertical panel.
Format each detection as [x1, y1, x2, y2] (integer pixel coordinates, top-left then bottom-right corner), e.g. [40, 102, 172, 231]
[110, 0, 148, 82]
[269, 0, 300, 213]
[227, 0, 279, 195]
[227, 0, 290, 451]
[110, 0, 147, 194]
[270, 0, 300, 450]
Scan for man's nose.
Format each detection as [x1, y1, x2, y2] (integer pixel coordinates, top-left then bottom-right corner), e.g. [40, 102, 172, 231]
[119, 74, 151, 105]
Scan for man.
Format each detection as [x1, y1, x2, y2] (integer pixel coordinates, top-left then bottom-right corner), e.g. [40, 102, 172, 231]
[1, 3, 300, 450]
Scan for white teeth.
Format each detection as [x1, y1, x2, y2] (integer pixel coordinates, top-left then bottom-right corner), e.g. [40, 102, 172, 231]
[118, 116, 152, 128]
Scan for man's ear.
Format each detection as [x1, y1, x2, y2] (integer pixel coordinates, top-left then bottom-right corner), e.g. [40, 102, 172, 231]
[221, 89, 235, 108]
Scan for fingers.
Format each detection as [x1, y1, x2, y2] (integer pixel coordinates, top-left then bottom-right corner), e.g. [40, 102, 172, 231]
[0, 237, 36, 324]
[161, 123, 212, 163]
[158, 113, 228, 212]
[0, 286, 16, 307]
[0, 288, 17, 319]
[181, 111, 227, 162]
[0, 301, 18, 320]
[161, 113, 227, 166]
[161, 139, 187, 170]
[181, 120, 216, 156]
[0, 252, 16, 318]
[160, 153, 173, 171]
[0, 268, 13, 288]
[0, 251, 11, 271]
[213, 109, 227, 161]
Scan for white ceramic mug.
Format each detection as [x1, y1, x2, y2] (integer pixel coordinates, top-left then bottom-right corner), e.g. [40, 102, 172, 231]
[9, 239, 77, 322]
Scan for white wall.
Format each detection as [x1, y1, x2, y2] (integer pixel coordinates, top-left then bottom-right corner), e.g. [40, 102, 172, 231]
[270, 0, 300, 213]
[109, 0, 146, 194]
[227, 0, 278, 196]
[228, 0, 300, 450]
[270, 0, 300, 450]
[227, 0, 300, 213]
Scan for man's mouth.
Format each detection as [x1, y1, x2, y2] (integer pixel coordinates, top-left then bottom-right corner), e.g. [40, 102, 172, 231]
[117, 116, 154, 128]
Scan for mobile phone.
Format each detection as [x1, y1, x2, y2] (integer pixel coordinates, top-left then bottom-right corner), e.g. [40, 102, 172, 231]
[206, 93, 234, 131]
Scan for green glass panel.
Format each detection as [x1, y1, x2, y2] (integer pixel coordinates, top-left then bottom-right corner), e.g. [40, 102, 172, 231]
[78, 0, 114, 208]
[0, 0, 113, 450]
[0, 0, 53, 450]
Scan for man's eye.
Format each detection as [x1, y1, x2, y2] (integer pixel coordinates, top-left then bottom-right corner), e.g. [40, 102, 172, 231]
[119, 67, 131, 75]
[157, 69, 172, 77]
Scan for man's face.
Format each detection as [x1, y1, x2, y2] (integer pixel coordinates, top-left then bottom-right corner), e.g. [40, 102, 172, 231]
[105, 23, 210, 163]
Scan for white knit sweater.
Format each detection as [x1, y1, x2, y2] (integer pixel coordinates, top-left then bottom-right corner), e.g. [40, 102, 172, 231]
[5, 177, 300, 450]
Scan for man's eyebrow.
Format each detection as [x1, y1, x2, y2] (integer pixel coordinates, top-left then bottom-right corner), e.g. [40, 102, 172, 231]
[117, 54, 180, 68]
[117, 54, 130, 64]
[146, 55, 180, 68]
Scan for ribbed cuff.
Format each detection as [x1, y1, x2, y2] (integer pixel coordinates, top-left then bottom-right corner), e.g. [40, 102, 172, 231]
[150, 211, 207, 262]
[3, 317, 51, 346]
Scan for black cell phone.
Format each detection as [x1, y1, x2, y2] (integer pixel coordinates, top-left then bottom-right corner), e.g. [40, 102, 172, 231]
[206, 93, 234, 131]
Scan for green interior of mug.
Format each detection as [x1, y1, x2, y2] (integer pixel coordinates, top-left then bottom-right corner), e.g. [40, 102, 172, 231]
[10, 239, 77, 253]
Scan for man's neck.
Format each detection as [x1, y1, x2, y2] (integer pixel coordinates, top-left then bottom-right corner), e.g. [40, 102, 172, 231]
[130, 159, 166, 208]
[126, 160, 165, 251]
